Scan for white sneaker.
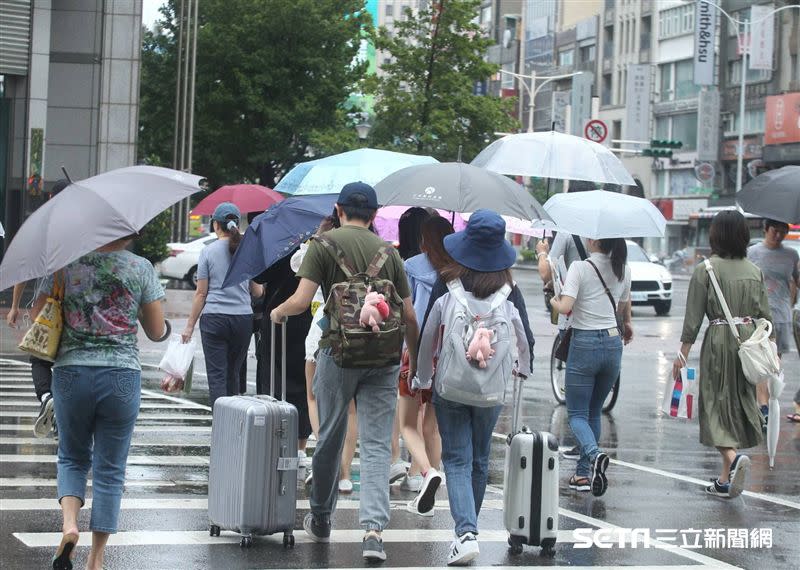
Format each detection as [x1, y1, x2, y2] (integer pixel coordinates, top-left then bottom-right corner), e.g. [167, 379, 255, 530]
[400, 473, 423, 492]
[297, 450, 310, 481]
[415, 468, 442, 514]
[406, 494, 434, 517]
[33, 394, 55, 439]
[447, 532, 479, 566]
[338, 479, 354, 494]
[389, 461, 407, 484]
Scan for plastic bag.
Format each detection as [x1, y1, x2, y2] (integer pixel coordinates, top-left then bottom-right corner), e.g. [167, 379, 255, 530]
[158, 335, 195, 379]
[160, 373, 184, 393]
[661, 353, 698, 420]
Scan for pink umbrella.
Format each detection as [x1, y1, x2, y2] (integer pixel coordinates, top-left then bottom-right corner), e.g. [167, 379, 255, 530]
[374, 205, 467, 243]
[191, 184, 284, 215]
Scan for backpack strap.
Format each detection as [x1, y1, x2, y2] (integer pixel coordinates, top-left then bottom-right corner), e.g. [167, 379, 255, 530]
[446, 279, 512, 318]
[366, 245, 393, 278]
[312, 234, 356, 279]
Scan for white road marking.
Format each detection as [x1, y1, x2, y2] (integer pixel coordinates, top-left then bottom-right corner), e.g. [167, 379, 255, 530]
[0, 437, 209, 447]
[0, 454, 209, 466]
[0, 400, 200, 410]
[0, 411, 211, 421]
[0, 424, 212, 433]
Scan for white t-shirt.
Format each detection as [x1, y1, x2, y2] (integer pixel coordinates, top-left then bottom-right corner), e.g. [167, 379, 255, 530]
[561, 252, 631, 331]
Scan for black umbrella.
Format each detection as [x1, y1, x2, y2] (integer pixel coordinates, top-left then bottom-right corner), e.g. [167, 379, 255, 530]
[736, 166, 800, 224]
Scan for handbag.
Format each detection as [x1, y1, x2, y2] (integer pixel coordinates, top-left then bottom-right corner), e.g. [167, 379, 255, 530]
[661, 352, 698, 420]
[703, 259, 781, 385]
[18, 272, 64, 362]
[553, 260, 621, 362]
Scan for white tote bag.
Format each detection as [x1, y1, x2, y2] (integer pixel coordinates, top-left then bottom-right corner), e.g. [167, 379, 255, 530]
[704, 260, 781, 385]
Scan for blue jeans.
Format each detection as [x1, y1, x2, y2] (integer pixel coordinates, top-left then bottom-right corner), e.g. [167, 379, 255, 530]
[51, 366, 141, 533]
[311, 349, 399, 532]
[565, 329, 622, 477]
[433, 393, 502, 537]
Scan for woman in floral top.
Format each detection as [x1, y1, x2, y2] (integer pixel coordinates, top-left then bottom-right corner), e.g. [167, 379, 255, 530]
[40, 235, 167, 570]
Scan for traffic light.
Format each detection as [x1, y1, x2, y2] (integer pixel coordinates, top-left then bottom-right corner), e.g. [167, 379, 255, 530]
[642, 139, 682, 158]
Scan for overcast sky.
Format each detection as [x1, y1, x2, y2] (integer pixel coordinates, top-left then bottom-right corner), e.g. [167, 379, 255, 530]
[142, 0, 163, 29]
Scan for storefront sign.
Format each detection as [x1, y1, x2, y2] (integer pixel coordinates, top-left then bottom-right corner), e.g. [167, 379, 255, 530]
[749, 4, 775, 71]
[624, 64, 652, 143]
[696, 88, 720, 161]
[694, 0, 717, 85]
[765, 93, 800, 145]
[570, 72, 593, 136]
[673, 198, 709, 221]
[551, 90, 570, 133]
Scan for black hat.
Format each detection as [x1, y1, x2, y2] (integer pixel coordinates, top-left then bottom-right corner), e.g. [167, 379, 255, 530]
[337, 181, 379, 210]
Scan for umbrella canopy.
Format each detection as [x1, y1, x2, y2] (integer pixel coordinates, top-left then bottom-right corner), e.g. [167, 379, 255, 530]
[543, 190, 666, 239]
[275, 148, 438, 195]
[471, 131, 636, 186]
[736, 166, 800, 224]
[373, 205, 467, 242]
[0, 166, 204, 292]
[191, 184, 283, 215]
[374, 162, 550, 221]
[222, 194, 338, 288]
[460, 212, 557, 238]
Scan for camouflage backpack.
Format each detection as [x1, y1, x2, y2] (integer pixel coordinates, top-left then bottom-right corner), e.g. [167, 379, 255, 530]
[315, 234, 405, 368]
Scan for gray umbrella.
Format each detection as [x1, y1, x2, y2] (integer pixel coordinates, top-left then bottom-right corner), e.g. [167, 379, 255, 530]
[736, 166, 800, 224]
[0, 166, 205, 291]
[373, 162, 550, 221]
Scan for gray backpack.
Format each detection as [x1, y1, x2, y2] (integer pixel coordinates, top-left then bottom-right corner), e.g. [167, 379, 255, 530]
[434, 280, 515, 407]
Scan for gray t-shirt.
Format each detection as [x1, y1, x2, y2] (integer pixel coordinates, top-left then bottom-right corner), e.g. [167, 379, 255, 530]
[747, 242, 800, 323]
[197, 239, 252, 315]
[550, 232, 589, 269]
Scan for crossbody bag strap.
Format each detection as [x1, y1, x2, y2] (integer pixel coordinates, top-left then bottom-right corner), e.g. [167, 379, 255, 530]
[586, 260, 618, 317]
[572, 234, 588, 261]
[703, 259, 741, 344]
[312, 234, 356, 279]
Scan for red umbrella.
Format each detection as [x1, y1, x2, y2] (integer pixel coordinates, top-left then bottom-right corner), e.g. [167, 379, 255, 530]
[191, 184, 283, 215]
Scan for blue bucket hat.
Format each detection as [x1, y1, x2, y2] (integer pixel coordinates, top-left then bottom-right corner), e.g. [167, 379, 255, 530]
[443, 209, 516, 272]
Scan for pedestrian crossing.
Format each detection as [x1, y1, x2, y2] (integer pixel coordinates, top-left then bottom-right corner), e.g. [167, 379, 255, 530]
[0, 359, 742, 569]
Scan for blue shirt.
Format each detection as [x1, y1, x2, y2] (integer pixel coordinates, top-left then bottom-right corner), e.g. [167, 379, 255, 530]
[197, 239, 252, 315]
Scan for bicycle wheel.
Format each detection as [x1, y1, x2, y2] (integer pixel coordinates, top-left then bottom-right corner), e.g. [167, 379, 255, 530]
[602, 375, 620, 413]
[550, 335, 567, 405]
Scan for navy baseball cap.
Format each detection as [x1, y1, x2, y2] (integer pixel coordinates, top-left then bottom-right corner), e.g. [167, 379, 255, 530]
[337, 181, 379, 209]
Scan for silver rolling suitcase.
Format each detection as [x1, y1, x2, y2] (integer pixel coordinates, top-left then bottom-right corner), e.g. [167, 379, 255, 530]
[503, 375, 559, 556]
[208, 321, 299, 548]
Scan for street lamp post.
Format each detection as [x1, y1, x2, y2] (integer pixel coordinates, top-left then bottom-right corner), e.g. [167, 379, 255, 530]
[498, 69, 584, 132]
[697, 0, 800, 193]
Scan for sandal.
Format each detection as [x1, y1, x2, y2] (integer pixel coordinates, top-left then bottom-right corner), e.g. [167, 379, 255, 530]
[786, 413, 800, 423]
[52, 531, 79, 570]
[568, 475, 590, 492]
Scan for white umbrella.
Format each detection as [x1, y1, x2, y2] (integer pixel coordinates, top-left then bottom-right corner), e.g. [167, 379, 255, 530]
[543, 190, 666, 239]
[0, 166, 205, 291]
[471, 131, 635, 186]
[767, 371, 785, 469]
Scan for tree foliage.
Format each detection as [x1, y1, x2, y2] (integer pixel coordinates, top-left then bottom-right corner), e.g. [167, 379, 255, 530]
[138, 0, 369, 187]
[368, 0, 519, 162]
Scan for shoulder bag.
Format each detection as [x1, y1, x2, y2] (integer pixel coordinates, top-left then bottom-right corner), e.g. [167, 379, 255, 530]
[18, 272, 64, 362]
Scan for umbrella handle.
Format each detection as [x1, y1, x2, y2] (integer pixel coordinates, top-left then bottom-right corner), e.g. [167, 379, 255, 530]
[60, 166, 73, 184]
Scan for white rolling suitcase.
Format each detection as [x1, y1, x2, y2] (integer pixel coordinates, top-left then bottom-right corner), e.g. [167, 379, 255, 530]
[503, 375, 559, 556]
[208, 321, 299, 548]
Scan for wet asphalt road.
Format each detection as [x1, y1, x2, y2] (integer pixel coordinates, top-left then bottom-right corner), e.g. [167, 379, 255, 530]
[0, 272, 798, 570]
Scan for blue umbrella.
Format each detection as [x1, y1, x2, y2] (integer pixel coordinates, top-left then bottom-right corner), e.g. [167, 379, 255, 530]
[222, 194, 338, 288]
[274, 148, 438, 195]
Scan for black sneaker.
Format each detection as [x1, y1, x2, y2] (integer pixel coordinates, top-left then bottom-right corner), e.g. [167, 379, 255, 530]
[705, 478, 731, 498]
[590, 452, 609, 497]
[362, 531, 387, 562]
[34, 394, 55, 439]
[562, 446, 581, 460]
[303, 512, 330, 543]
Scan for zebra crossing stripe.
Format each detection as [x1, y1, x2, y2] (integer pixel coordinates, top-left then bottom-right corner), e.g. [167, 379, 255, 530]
[0, 400, 202, 410]
[0, 454, 209, 466]
[0, 437, 209, 447]
[0, 411, 212, 421]
[0, 424, 212, 433]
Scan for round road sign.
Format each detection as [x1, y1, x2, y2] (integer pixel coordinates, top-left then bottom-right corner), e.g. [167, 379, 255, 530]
[584, 119, 608, 143]
[695, 162, 715, 183]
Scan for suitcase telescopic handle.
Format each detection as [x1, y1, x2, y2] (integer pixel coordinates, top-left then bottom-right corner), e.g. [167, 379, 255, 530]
[270, 320, 287, 401]
[511, 373, 523, 437]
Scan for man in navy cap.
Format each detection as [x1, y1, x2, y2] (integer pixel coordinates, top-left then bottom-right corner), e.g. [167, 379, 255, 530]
[271, 181, 419, 563]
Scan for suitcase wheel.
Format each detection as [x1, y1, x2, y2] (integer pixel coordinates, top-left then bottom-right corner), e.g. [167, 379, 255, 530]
[283, 533, 295, 548]
[508, 536, 524, 556]
[240, 536, 253, 548]
[209, 525, 221, 537]
[540, 538, 556, 558]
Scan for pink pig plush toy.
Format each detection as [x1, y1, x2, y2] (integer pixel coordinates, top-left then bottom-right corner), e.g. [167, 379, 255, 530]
[466, 327, 495, 368]
[360, 291, 390, 332]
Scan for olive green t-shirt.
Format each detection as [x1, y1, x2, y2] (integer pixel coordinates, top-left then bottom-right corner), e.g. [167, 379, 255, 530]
[296, 225, 412, 302]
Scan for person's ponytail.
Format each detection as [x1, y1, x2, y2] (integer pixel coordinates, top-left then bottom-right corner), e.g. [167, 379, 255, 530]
[599, 238, 627, 281]
[214, 217, 242, 255]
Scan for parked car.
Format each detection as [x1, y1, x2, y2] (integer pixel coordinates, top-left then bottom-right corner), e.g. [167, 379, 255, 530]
[627, 240, 673, 316]
[159, 235, 217, 288]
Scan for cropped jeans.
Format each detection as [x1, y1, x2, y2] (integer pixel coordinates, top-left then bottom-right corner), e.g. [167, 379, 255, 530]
[565, 329, 622, 477]
[433, 392, 502, 537]
[51, 365, 140, 533]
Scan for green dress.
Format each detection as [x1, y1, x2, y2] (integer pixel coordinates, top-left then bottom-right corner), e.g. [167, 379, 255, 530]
[681, 256, 770, 449]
